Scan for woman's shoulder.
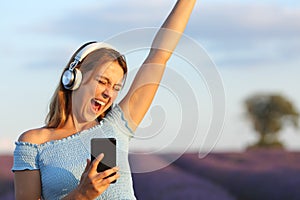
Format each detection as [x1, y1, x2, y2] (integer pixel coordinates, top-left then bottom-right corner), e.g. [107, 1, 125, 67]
[18, 127, 52, 145]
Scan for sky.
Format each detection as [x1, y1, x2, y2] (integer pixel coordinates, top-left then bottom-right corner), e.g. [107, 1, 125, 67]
[1, 0, 300, 155]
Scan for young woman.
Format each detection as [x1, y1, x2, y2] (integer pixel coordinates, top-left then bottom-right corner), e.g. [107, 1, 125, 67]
[12, 0, 196, 199]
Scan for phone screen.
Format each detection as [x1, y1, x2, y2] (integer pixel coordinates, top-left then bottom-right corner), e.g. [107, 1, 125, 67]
[91, 138, 117, 183]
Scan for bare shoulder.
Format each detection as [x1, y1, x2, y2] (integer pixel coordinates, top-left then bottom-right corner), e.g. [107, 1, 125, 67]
[18, 127, 51, 145]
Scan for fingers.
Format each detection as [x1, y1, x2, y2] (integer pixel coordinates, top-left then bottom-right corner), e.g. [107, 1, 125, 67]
[83, 159, 91, 173]
[96, 168, 120, 185]
[90, 153, 104, 173]
[106, 170, 120, 183]
[89, 153, 120, 184]
[101, 172, 120, 185]
[78, 155, 119, 198]
[96, 167, 119, 180]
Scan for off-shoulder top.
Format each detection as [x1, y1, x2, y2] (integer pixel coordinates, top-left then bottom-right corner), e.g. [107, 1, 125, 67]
[12, 104, 136, 200]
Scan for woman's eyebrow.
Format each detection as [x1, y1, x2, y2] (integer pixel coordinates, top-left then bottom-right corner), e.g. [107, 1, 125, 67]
[98, 76, 110, 82]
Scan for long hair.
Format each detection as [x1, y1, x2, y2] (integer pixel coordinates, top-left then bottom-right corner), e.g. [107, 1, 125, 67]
[45, 42, 127, 128]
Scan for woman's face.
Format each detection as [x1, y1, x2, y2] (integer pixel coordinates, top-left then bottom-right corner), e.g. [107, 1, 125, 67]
[71, 60, 124, 123]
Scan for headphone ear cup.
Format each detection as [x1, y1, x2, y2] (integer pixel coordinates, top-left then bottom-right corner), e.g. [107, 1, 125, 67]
[61, 68, 82, 90]
[71, 68, 82, 90]
[62, 69, 74, 89]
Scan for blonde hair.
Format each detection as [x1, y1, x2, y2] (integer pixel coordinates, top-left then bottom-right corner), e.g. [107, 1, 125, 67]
[45, 42, 127, 128]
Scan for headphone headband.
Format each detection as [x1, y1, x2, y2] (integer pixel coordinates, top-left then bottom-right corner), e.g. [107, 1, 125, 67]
[74, 42, 117, 63]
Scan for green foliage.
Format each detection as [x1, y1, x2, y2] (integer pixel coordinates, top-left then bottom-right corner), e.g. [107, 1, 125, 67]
[245, 93, 299, 149]
[246, 138, 285, 150]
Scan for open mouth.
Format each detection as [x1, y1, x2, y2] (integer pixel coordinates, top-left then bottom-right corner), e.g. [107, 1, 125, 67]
[91, 98, 105, 112]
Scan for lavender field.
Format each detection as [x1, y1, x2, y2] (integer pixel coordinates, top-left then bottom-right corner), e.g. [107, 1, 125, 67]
[1, 149, 300, 199]
[130, 149, 300, 200]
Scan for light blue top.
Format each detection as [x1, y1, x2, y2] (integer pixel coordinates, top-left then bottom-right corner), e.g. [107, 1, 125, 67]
[12, 105, 136, 200]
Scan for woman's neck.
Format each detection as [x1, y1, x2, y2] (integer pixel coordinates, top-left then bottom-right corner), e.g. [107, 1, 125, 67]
[63, 116, 99, 134]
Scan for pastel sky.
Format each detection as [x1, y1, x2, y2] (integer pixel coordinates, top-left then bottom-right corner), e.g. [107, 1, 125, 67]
[1, 0, 300, 154]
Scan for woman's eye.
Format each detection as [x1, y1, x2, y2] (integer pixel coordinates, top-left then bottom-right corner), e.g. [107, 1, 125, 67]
[98, 79, 107, 85]
[113, 85, 121, 92]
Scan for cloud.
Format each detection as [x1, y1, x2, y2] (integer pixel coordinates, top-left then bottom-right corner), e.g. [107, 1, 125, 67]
[188, 3, 300, 67]
[23, 1, 300, 69]
[190, 3, 300, 39]
[30, 1, 300, 41]
[28, 0, 173, 40]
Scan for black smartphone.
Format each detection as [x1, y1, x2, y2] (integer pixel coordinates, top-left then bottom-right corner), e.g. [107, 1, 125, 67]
[91, 138, 117, 183]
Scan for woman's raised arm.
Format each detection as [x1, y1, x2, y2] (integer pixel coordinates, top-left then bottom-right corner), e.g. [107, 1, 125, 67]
[120, 0, 196, 130]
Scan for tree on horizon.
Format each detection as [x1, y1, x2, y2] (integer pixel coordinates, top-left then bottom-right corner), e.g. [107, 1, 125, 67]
[245, 93, 299, 149]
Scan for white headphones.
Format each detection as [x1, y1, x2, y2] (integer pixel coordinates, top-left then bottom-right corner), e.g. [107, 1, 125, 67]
[61, 42, 116, 90]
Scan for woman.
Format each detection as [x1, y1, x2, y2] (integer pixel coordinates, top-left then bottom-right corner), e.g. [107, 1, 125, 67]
[12, 0, 196, 199]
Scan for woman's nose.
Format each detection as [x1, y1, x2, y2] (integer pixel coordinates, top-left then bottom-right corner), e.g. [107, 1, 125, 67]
[102, 88, 111, 99]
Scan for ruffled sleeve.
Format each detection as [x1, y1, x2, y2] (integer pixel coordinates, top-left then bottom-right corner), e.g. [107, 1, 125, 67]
[12, 141, 40, 172]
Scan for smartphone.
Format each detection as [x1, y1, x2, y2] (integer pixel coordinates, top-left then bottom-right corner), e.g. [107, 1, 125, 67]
[91, 138, 117, 183]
